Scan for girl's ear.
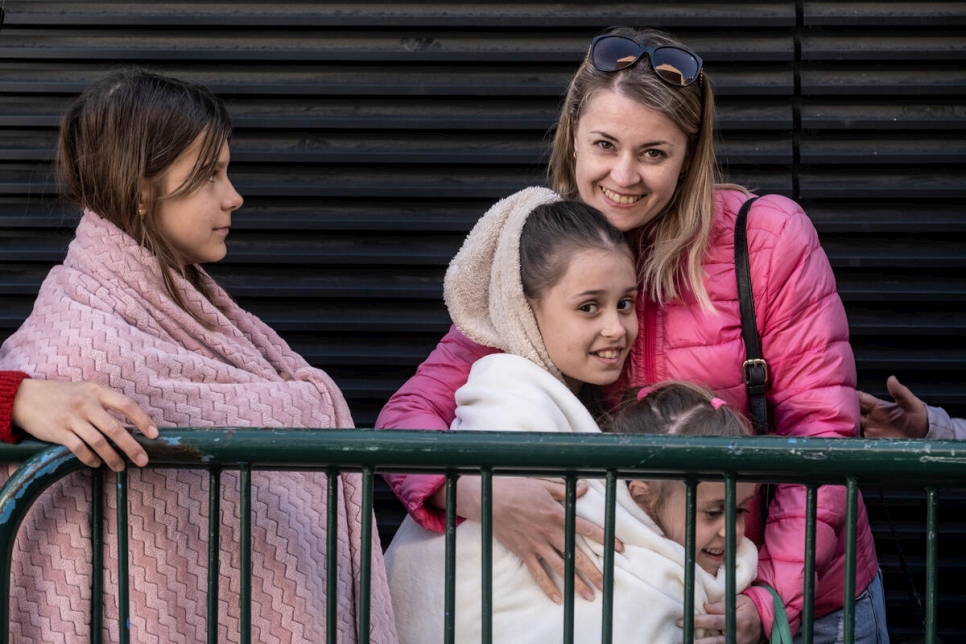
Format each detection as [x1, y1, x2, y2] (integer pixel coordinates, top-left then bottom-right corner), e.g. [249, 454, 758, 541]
[627, 480, 652, 509]
[137, 185, 149, 216]
[137, 178, 157, 217]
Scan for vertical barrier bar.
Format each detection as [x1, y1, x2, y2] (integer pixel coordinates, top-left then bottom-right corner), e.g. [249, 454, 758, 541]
[725, 474, 736, 644]
[481, 469, 493, 644]
[925, 487, 938, 644]
[115, 470, 130, 644]
[239, 464, 251, 644]
[0, 446, 86, 644]
[601, 471, 617, 644]
[0, 502, 10, 644]
[843, 478, 858, 644]
[207, 467, 221, 644]
[326, 470, 338, 643]
[802, 484, 817, 644]
[444, 473, 458, 644]
[563, 476, 577, 644]
[359, 466, 374, 644]
[683, 478, 697, 643]
[91, 469, 103, 643]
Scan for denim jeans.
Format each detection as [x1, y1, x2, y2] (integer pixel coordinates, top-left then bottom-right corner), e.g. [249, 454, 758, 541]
[793, 570, 890, 644]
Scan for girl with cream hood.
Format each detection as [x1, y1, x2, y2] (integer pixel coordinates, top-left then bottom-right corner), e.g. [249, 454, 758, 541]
[384, 187, 758, 643]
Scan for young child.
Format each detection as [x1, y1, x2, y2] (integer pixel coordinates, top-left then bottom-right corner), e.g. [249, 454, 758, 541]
[607, 381, 759, 581]
[0, 69, 396, 643]
[383, 187, 757, 643]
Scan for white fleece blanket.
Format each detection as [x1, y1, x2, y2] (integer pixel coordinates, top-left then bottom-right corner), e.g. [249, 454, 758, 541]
[385, 354, 758, 644]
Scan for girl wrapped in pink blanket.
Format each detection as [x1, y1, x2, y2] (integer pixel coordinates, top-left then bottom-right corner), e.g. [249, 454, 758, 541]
[0, 69, 396, 643]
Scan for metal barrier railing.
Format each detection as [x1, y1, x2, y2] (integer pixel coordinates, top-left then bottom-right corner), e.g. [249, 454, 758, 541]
[2, 429, 963, 644]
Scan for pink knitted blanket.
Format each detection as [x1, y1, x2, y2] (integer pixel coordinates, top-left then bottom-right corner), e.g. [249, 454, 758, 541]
[0, 211, 397, 643]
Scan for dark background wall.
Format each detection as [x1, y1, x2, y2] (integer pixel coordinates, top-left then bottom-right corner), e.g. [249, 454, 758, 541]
[1, 1, 964, 641]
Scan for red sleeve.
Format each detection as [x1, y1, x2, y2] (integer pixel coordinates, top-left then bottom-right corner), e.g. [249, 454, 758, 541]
[0, 371, 31, 443]
[377, 325, 499, 531]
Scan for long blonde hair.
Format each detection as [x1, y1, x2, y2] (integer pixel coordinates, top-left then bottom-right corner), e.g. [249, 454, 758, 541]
[548, 27, 745, 311]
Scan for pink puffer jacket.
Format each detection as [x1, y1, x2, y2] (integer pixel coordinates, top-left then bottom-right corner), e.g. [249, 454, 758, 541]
[377, 189, 879, 636]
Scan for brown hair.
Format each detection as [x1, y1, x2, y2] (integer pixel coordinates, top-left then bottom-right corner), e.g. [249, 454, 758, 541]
[548, 27, 747, 311]
[57, 67, 233, 324]
[520, 200, 633, 302]
[607, 380, 752, 439]
[606, 380, 753, 514]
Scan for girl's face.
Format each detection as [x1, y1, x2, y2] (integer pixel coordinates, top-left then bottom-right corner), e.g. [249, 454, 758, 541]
[529, 247, 638, 394]
[152, 135, 243, 266]
[630, 479, 758, 575]
[572, 89, 689, 232]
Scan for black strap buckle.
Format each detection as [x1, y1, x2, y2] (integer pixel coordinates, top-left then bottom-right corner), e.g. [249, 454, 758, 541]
[742, 358, 769, 386]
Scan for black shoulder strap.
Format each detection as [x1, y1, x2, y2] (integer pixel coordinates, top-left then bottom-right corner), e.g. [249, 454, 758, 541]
[735, 196, 769, 435]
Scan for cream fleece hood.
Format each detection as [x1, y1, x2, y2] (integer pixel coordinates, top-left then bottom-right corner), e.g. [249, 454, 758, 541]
[443, 186, 564, 382]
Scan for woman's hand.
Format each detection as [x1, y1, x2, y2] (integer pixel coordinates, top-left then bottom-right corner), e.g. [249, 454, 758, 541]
[690, 595, 764, 644]
[858, 375, 929, 439]
[441, 476, 623, 604]
[12, 379, 159, 471]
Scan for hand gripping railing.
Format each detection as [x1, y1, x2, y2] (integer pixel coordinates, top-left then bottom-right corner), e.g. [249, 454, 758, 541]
[2, 429, 964, 644]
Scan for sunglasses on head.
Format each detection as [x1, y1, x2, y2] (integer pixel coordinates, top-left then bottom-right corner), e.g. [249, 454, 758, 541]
[589, 34, 703, 87]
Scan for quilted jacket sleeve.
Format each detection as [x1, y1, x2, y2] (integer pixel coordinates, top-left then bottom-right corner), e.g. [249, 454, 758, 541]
[376, 325, 499, 532]
[739, 196, 860, 635]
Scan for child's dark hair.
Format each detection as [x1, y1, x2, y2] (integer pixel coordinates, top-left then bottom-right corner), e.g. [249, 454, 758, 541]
[606, 380, 753, 439]
[519, 200, 632, 301]
[57, 67, 233, 325]
[608, 381, 754, 519]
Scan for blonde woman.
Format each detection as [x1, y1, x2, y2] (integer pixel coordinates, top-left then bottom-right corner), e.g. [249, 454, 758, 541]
[378, 27, 886, 644]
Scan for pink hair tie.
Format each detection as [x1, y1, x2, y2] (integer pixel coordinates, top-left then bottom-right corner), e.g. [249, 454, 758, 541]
[710, 397, 727, 410]
[636, 385, 656, 401]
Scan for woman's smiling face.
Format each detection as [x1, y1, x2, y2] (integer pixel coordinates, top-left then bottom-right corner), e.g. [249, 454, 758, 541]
[572, 89, 689, 232]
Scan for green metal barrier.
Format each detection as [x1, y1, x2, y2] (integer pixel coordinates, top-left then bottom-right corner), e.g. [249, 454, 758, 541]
[2, 429, 964, 643]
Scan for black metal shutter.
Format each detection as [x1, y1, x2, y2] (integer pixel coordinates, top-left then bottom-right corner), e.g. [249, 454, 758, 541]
[1, 2, 964, 640]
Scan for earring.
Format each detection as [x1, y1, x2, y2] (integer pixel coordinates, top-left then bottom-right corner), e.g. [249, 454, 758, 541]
[138, 209, 145, 215]
[573, 149, 577, 159]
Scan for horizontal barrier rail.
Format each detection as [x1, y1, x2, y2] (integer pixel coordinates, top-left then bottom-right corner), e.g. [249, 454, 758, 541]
[4, 429, 964, 481]
[2, 429, 963, 643]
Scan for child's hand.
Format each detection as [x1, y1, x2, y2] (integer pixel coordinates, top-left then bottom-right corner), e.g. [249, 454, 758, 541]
[689, 595, 763, 644]
[12, 379, 159, 471]
[455, 476, 624, 604]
